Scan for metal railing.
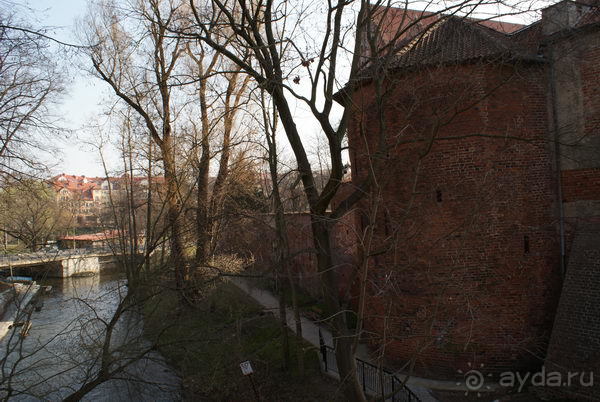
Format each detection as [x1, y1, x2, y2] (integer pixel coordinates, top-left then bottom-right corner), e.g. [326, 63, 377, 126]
[319, 329, 421, 402]
[0, 247, 118, 268]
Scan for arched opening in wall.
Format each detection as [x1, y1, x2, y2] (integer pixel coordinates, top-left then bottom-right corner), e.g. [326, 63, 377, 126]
[524, 235, 530, 254]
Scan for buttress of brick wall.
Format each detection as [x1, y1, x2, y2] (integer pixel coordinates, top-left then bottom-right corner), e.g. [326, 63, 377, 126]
[543, 223, 600, 401]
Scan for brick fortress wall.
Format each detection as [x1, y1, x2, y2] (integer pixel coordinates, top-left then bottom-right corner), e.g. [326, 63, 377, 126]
[346, 61, 563, 379]
[219, 203, 359, 301]
[220, 7, 600, 394]
[542, 25, 600, 401]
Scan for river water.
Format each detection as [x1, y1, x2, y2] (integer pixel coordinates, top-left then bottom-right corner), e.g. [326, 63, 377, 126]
[0, 272, 181, 401]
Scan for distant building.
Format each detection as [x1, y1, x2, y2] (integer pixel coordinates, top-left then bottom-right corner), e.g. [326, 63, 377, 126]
[49, 173, 165, 228]
[57, 230, 120, 249]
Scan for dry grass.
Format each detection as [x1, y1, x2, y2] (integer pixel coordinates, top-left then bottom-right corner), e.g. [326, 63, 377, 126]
[143, 280, 343, 401]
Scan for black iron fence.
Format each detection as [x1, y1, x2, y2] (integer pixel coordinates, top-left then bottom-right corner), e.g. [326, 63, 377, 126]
[318, 329, 421, 402]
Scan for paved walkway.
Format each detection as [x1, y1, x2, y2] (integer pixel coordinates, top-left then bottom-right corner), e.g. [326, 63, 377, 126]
[228, 276, 439, 402]
[229, 277, 337, 348]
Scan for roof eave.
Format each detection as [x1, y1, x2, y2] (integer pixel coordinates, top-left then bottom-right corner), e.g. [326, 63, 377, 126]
[334, 53, 546, 103]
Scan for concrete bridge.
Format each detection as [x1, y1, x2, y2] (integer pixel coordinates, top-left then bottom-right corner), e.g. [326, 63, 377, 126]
[0, 249, 124, 278]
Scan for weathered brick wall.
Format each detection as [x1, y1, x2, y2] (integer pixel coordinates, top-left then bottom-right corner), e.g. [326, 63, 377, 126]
[552, 27, 600, 172]
[282, 213, 320, 295]
[541, 27, 600, 401]
[562, 168, 600, 202]
[221, 207, 358, 300]
[347, 61, 563, 379]
[544, 223, 600, 401]
[223, 27, 600, 389]
[282, 208, 359, 299]
[217, 214, 276, 267]
[579, 29, 600, 170]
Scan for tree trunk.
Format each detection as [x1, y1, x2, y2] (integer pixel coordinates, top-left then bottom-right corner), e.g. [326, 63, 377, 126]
[195, 75, 211, 265]
[312, 218, 365, 402]
[194, 135, 210, 264]
[262, 87, 303, 376]
[273, 186, 305, 376]
[278, 275, 290, 370]
[207, 70, 251, 255]
[207, 86, 233, 255]
[63, 376, 108, 402]
[161, 136, 187, 292]
[144, 136, 153, 277]
[289, 270, 304, 376]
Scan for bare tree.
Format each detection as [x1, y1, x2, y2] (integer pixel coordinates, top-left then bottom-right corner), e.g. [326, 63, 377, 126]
[180, 1, 540, 400]
[84, 0, 190, 294]
[256, 87, 307, 374]
[181, 2, 388, 399]
[0, 8, 63, 179]
[0, 179, 72, 251]
[185, 38, 252, 264]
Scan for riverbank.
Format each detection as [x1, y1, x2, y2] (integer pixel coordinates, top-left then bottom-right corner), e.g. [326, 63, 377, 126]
[143, 280, 343, 401]
[0, 281, 41, 340]
[0, 274, 181, 400]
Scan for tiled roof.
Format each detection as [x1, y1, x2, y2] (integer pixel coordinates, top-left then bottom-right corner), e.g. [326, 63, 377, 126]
[510, 21, 543, 52]
[49, 173, 164, 200]
[59, 230, 121, 242]
[387, 17, 540, 70]
[351, 3, 600, 78]
[368, 6, 524, 56]
[50, 174, 102, 193]
[577, 5, 600, 26]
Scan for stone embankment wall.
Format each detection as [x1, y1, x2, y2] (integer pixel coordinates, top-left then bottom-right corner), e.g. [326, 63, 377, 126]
[0, 286, 16, 320]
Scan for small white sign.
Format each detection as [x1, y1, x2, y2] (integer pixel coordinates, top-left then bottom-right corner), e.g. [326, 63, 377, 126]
[239, 360, 254, 376]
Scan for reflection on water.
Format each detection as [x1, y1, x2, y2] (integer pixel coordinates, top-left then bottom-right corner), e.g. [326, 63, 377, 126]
[0, 273, 181, 401]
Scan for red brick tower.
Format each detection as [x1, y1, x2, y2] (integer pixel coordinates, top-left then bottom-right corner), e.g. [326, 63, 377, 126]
[344, 2, 600, 387]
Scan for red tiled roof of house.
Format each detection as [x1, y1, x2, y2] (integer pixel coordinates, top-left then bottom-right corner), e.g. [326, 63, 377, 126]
[59, 230, 121, 242]
[49, 173, 165, 200]
[50, 174, 101, 192]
